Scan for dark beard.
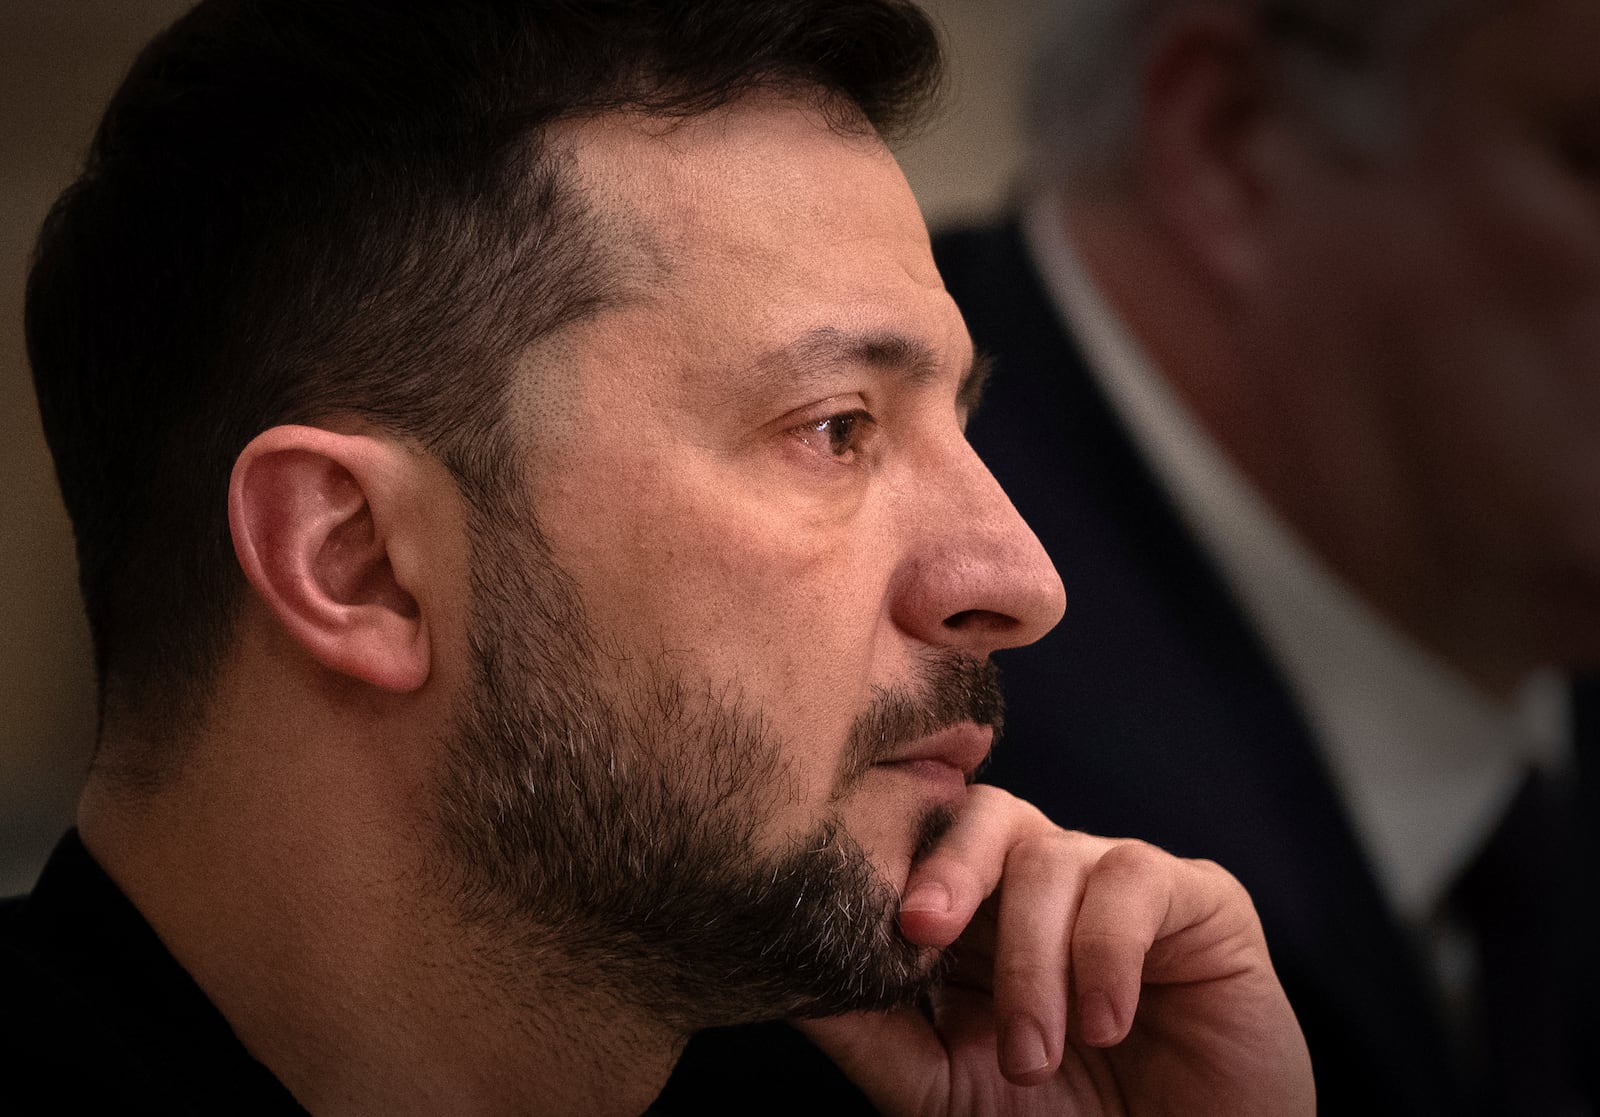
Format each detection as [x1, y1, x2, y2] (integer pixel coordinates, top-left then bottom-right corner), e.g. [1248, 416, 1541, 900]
[430, 503, 1003, 1029]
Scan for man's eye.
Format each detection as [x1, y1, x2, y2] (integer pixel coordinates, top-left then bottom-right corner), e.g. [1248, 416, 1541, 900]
[796, 410, 874, 461]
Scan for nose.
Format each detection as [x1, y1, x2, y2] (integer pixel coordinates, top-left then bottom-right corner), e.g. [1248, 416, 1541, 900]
[890, 438, 1066, 658]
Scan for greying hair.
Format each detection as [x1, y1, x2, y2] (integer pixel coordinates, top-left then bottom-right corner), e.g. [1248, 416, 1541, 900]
[1024, 0, 1494, 193]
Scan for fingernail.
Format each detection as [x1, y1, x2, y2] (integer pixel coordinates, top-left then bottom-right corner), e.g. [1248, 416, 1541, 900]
[899, 881, 952, 914]
[1002, 1015, 1051, 1076]
[1084, 990, 1124, 1047]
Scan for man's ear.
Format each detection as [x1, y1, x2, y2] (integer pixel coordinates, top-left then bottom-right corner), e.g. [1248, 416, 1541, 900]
[229, 424, 436, 693]
[1137, 7, 1280, 290]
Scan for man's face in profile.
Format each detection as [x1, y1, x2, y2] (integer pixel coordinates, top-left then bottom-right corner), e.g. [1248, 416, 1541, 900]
[427, 95, 1065, 1026]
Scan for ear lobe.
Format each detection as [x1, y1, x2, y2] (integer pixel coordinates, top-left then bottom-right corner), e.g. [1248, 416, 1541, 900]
[229, 425, 431, 693]
[1138, 9, 1276, 289]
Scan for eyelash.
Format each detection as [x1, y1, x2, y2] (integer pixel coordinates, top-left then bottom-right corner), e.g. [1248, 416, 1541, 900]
[795, 409, 875, 463]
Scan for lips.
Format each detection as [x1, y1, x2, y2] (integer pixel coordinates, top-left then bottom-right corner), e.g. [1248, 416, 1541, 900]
[879, 722, 994, 780]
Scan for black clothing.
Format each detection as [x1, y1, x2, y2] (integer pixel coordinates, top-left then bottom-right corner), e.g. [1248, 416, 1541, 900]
[656, 1020, 868, 1115]
[0, 830, 307, 1115]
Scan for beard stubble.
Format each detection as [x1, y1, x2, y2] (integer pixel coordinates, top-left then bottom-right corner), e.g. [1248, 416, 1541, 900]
[430, 502, 1004, 1030]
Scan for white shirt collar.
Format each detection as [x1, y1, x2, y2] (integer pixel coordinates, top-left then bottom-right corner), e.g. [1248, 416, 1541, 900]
[1018, 190, 1571, 926]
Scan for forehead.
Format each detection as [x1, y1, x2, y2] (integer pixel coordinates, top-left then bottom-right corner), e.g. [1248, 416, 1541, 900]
[515, 96, 964, 433]
[567, 94, 943, 297]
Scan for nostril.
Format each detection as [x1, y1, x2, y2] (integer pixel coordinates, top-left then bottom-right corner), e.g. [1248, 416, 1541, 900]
[944, 609, 1019, 633]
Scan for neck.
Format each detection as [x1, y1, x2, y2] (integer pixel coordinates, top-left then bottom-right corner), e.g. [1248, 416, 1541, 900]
[1060, 191, 1543, 697]
[78, 669, 683, 1116]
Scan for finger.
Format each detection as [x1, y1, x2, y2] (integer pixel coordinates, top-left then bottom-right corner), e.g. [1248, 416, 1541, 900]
[898, 785, 1037, 948]
[990, 828, 1099, 1084]
[796, 1010, 949, 1117]
[1138, 858, 1264, 985]
[1067, 839, 1183, 1047]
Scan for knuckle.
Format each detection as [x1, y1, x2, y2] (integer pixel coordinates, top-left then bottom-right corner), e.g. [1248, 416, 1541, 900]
[1095, 837, 1168, 877]
[1187, 855, 1250, 896]
[1004, 826, 1087, 880]
[1071, 927, 1143, 967]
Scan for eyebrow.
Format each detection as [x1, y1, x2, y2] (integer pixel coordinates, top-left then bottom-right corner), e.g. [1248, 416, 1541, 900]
[744, 326, 993, 410]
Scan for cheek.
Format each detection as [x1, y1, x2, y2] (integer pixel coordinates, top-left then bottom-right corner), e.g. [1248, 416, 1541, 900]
[1449, 162, 1600, 321]
[1367, 182, 1600, 562]
[538, 453, 898, 784]
[590, 474, 880, 642]
[1417, 142, 1600, 467]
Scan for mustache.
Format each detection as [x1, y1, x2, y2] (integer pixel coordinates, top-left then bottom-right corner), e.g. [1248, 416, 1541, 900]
[837, 655, 1005, 786]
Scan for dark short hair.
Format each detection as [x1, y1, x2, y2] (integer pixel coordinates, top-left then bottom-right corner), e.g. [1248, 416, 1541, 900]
[26, 0, 943, 753]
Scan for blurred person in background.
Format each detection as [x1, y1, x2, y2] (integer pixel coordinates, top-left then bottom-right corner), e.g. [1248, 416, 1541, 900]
[930, 0, 1598, 1113]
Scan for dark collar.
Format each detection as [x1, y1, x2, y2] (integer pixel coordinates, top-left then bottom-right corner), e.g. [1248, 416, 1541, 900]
[2, 830, 306, 1115]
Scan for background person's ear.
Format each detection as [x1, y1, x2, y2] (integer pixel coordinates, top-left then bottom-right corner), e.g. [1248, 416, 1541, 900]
[1137, 7, 1280, 291]
[228, 424, 434, 693]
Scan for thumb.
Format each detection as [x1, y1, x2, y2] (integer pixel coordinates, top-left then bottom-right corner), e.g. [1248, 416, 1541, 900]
[796, 1009, 949, 1117]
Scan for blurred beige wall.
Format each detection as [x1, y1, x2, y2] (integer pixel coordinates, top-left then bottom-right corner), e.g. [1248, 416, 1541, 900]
[0, 0, 1059, 893]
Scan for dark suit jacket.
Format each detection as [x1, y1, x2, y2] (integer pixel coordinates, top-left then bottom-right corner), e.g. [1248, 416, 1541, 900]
[941, 218, 1599, 1116]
